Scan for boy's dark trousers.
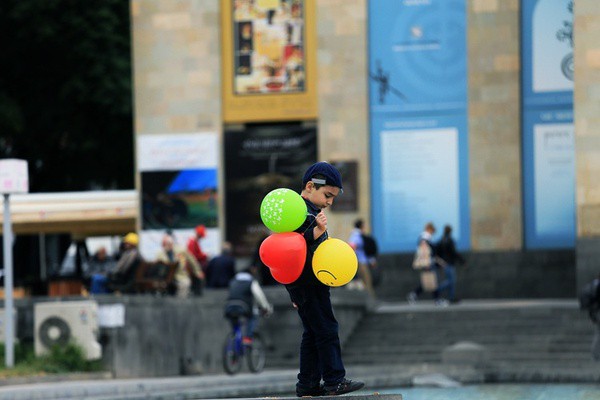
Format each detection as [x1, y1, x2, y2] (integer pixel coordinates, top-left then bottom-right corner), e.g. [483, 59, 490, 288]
[286, 284, 345, 388]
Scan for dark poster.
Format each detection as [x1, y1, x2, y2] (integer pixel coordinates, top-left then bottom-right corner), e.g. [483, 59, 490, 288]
[330, 160, 358, 212]
[224, 123, 317, 256]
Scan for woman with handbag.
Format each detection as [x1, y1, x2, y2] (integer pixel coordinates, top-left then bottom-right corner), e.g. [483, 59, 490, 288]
[407, 222, 449, 307]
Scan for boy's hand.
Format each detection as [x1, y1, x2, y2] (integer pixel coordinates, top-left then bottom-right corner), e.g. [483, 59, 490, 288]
[315, 211, 327, 230]
[313, 211, 327, 239]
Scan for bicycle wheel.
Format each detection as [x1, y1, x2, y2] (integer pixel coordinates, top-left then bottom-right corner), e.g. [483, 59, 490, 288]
[246, 334, 266, 373]
[222, 332, 243, 375]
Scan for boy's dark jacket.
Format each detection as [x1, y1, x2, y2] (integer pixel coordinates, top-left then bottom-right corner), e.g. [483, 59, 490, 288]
[287, 198, 328, 286]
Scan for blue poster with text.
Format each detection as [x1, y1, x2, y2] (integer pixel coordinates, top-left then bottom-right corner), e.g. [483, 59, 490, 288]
[369, 0, 469, 254]
[521, 0, 574, 248]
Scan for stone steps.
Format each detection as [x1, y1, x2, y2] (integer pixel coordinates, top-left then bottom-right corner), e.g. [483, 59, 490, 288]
[341, 301, 595, 367]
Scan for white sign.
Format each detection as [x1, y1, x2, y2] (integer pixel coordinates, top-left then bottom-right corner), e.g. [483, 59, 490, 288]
[139, 228, 221, 262]
[0, 159, 29, 194]
[533, 0, 573, 93]
[533, 122, 575, 235]
[380, 128, 460, 247]
[137, 132, 218, 171]
[98, 304, 126, 328]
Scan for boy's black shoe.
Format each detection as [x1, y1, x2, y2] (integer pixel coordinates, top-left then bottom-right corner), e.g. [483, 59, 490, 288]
[323, 378, 365, 396]
[296, 384, 325, 397]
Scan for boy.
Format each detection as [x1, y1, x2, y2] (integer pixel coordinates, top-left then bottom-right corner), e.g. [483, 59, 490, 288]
[286, 161, 364, 397]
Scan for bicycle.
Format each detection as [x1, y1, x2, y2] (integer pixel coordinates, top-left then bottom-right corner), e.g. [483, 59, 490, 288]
[222, 317, 266, 375]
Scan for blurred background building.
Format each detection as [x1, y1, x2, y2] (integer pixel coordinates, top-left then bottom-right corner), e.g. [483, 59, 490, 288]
[1, 0, 599, 300]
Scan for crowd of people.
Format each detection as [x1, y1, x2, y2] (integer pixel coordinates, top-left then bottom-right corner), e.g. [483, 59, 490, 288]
[80, 215, 466, 310]
[84, 225, 240, 297]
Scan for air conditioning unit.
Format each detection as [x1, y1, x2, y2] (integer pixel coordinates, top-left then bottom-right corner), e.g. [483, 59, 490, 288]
[0, 308, 18, 343]
[34, 300, 101, 360]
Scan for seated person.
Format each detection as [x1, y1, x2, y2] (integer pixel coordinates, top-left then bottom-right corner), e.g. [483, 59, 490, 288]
[107, 233, 142, 294]
[156, 234, 204, 297]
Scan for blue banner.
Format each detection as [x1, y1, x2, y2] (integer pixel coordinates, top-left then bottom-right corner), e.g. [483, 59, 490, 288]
[522, 109, 575, 248]
[369, 0, 467, 114]
[522, 0, 574, 108]
[370, 114, 470, 252]
[369, 0, 469, 253]
[521, 0, 575, 248]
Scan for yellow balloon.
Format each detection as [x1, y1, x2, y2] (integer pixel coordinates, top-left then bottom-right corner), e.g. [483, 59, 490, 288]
[312, 238, 358, 287]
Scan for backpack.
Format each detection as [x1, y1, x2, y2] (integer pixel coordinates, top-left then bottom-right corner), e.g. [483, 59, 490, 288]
[412, 240, 432, 270]
[579, 279, 600, 310]
[361, 234, 378, 258]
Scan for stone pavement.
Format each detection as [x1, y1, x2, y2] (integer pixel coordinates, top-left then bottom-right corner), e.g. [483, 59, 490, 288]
[0, 299, 599, 399]
[0, 366, 413, 400]
[1, 359, 598, 400]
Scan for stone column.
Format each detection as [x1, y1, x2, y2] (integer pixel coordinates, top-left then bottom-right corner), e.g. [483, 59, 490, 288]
[467, 0, 522, 250]
[574, 0, 600, 287]
[316, 0, 370, 239]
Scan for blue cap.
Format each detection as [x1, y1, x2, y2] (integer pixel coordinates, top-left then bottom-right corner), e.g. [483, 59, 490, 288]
[302, 162, 343, 192]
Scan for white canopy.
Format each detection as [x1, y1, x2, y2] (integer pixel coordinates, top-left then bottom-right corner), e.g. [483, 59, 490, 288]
[0, 190, 137, 236]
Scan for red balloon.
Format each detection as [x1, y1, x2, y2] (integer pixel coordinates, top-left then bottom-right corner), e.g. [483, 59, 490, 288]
[259, 232, 306, 284]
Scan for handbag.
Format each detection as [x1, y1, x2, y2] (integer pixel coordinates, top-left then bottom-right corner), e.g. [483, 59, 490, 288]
[412, 240, 432, 270]
[420, 270, 438, 292]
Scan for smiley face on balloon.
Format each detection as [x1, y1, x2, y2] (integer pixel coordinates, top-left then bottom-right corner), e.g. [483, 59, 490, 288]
[312, 238, 358, 287]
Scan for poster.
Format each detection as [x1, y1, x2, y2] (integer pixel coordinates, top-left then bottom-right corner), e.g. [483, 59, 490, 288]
[221, 0, 317, 123]
[533, 123, 575, 236]
[137, 133, 220, 259]
[522, 0, 574, 106]
[224, 123, 317, 256]
[522, 109, 575, 248]
[369, 0, 469, 253]
[370, 114, 469, 252]
[521, 0, 574, 248]
[232, 0, 305, 94]
[329, 161, 358, 213]
[369, 0, 467, 114]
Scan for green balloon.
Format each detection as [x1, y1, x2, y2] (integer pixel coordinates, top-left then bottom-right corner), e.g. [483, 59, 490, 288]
[260, 188, 307, 233]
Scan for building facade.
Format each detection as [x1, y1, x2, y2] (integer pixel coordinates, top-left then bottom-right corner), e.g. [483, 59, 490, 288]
[131, 0, 600, 298]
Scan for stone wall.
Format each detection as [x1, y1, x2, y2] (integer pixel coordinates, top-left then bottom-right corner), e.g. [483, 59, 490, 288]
[130, 0, 221, 134]
[574, 0, 600, 287]
[467, 0, 522, 250]
[12, 289, 369, 378]
[376, 249, 575, 301]
[316, 0, 370, 239]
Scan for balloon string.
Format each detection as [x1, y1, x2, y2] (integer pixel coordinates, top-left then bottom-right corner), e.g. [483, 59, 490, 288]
[300, 214, 316, 235]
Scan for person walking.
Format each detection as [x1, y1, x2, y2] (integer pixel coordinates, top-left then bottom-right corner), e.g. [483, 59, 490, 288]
[407, 222, 448, 307]
[347, 219, 376, 297]
[435, 225, 465, 304]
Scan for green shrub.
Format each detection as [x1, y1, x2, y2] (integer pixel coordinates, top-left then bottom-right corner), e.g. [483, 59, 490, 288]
[0, 342, 103, 376]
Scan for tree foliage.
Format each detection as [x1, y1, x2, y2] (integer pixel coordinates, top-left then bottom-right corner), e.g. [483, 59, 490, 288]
[0, 0, 133, 191]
